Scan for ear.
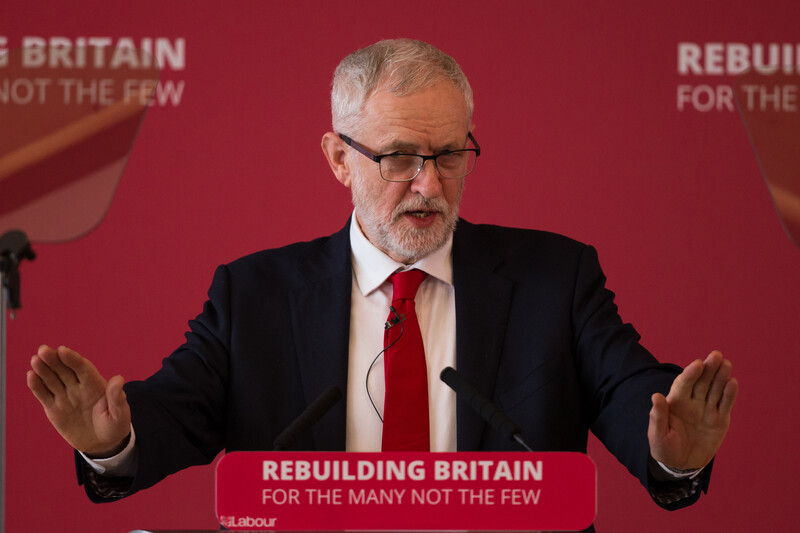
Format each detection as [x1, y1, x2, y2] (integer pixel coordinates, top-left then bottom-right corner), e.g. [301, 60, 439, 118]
[321, 132, 353, 188]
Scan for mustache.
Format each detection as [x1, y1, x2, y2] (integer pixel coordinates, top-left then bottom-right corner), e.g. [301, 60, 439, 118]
[391, 196, 451, 220]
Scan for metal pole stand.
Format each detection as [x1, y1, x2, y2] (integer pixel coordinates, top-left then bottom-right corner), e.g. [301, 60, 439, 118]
[0, 230, 36, 533]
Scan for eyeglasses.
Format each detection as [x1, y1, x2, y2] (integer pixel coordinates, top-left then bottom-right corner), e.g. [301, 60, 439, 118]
[338, 132, 480, 182]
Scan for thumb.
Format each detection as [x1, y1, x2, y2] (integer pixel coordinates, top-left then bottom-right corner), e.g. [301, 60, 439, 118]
[648, 392, 669, 442]
[106, 375, 130, 422]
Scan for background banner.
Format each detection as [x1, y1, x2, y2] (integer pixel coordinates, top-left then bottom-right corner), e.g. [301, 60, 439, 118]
[3, 1, 799, 532]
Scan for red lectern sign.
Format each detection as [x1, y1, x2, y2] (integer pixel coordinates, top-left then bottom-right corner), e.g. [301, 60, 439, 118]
[216, 452, 596, 531]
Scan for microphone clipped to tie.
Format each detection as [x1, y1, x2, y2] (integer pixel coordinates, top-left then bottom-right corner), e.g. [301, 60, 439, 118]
[384, 305, 406, 330]
[440, 366, 534, 452]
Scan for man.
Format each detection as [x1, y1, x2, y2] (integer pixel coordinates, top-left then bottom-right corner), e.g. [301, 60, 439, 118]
[27, 39, 737, 510]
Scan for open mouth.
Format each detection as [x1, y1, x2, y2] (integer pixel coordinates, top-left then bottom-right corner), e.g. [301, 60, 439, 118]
[406, 210, 435, 218]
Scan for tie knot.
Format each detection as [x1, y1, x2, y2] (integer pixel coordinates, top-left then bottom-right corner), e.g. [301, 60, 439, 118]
[389, 269, 427, 301]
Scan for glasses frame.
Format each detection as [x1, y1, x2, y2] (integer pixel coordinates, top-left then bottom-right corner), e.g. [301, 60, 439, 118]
[338, 132, 481, 182]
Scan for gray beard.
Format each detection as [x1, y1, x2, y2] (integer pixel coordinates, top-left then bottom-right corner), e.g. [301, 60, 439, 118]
[351, 171, 461, 264]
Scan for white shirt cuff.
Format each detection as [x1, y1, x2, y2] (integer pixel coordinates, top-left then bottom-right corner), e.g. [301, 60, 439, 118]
[80, 425, 137, 477]
[656, 459, 703, 479]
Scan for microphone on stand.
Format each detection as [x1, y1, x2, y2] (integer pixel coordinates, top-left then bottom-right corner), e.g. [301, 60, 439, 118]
[272, 386, 342, 451]
[440, 367, 533, 452]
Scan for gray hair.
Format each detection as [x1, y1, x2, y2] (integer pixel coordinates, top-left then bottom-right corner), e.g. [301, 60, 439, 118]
[331, 39, 474, 135]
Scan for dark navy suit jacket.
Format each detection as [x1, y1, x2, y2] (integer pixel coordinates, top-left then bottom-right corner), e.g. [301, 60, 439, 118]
[78, 219, 710, 509]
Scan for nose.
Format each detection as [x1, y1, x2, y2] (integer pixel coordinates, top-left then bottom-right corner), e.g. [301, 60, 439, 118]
[409, 159, 443, 199]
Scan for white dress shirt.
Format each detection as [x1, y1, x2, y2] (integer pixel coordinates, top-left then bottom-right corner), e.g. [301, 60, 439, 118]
[346, 212, 457, 452]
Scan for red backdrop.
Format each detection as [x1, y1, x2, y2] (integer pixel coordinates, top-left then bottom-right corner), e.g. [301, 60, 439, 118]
[3, 1, 800, 531]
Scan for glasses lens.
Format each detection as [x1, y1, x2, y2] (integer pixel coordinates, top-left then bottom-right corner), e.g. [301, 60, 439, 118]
[436, 150, 477, 179]
[378, 150, 478, 181]
[380, 155, 424, 181]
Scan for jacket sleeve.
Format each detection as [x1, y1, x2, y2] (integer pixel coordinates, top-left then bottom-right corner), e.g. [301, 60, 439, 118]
[571, 244, 711, 509]
[78, 264, 233, 502]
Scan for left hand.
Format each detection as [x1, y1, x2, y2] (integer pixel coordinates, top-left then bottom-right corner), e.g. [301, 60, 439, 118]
[648, 350, 738, 470]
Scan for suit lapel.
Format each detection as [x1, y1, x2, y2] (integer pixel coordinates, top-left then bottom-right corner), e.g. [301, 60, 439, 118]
[452, 220, 514, 450]
[288, 220, 352, 450]
[285, 218, 514, 451]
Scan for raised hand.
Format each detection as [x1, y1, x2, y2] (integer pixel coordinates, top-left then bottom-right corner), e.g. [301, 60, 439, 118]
[27, 345, 131, 457]
[648, 350, 738, 470]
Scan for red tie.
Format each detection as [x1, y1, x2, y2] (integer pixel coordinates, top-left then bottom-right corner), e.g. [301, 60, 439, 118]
[382, 269, 430, 451]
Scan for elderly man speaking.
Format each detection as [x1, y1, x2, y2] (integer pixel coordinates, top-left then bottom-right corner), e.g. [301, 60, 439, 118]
[28, 39, 737, 512]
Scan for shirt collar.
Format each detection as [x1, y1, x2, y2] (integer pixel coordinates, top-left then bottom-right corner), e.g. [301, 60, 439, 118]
[349, 211, 453, 296]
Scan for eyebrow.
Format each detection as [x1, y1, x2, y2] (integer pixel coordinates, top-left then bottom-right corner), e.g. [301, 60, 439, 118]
[379, 138, 465, 154]
[380, 141, 419, 153]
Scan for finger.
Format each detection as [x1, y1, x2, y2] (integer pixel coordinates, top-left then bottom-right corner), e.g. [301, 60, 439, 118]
[57, 346, 101, 386]
[37, 344, 56, 356]
[36, 344, 61, 363]
[691, 351, 724, 401]
[30, 354, 67, 396]
[36, 345, 80, 388]
[667, 359, 703, 400]
[705, 358, 732, 407]
[27, 369, 55, 407]
[719, 377, 739, 414]
[34, 345, 61, 372]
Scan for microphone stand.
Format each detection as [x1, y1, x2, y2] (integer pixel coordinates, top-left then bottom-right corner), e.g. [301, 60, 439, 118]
[0, 230, 36, 533]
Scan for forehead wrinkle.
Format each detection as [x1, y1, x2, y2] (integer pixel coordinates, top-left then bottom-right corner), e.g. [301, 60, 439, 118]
[361, 81, 469, 155]
[372, 121, 468, 154]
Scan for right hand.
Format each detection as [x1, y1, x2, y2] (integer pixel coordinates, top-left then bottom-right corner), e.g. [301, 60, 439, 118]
[27, 345, 131, 457]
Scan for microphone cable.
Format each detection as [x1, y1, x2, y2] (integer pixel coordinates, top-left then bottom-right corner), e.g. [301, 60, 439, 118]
[365, 305, 405, 423]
